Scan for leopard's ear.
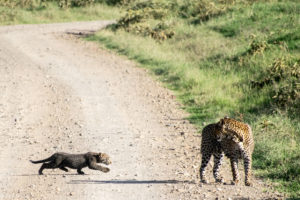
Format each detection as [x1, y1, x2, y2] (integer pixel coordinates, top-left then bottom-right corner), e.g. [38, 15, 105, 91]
[98, 153, 103, 158]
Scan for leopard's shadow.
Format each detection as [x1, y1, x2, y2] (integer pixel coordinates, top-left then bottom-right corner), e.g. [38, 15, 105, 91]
[68, 179, 195, 185]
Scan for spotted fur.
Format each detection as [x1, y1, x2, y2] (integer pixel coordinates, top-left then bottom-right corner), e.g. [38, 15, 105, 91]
[200, 117, 254, 186]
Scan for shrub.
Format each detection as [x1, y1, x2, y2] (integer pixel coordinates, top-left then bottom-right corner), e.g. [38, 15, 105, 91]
[179, 0, 264, 24]
[56, 0, 94, 8]
[94, 0, 134, 6]
[248, 39, 268, 55]
[116, 1, 169, 27]
[251, 57, 300, 111]
[113, 0, 175, 41]
[179, 0, 229, 23]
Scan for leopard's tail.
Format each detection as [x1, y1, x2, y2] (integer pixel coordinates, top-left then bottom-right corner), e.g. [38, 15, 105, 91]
[30, 155, 54, 164]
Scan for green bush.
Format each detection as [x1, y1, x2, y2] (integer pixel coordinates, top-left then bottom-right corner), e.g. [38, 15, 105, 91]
[179, 0, 230, 23]
[94, 0, 134, 6]
[248, 39, 268, 55]
[178, 0, 267, 24]
[56, 0, 94, 8]
[112, 0, 175, 41]
[116, 1, 169, 27]
[251, 57, 300, 112]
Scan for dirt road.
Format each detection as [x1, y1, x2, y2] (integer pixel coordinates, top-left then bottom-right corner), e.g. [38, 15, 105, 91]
[0, 21, 283, 199]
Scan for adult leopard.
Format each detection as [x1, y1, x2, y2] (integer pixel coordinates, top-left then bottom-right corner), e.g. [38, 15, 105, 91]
[200, 117, 254, 186]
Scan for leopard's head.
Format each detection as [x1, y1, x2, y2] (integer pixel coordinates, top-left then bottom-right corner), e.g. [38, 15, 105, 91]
[96, 153, 112, 165]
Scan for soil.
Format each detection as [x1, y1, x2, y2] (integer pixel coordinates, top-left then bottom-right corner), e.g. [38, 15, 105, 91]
[0, 21, 284, 200]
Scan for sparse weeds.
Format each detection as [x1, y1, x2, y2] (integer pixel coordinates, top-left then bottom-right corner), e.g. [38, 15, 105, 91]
[251, 57, 300, 113]
[0, 0, 122, 25]
[0, 0, 46, 10]
[253, 115, 300, 197]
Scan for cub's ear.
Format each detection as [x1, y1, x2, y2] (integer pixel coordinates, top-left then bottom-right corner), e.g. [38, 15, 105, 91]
[98, 153, 103, 158]
[217, 118, 227, 129]
[217, 118, 224, 126]
[220, 118, 225, 125]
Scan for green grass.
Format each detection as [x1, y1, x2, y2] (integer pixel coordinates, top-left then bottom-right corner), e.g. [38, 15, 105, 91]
[0, 2, 122, 25]
[87, 0, 300, 198]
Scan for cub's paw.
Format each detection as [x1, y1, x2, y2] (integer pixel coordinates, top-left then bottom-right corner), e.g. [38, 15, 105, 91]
[102, 167, 110, 173]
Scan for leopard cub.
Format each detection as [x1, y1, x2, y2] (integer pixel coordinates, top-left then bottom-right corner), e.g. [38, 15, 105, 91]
[30, 152, 111, 175]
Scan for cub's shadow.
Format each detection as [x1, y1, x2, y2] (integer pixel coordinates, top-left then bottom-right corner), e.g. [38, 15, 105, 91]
[13, 173, 81, 176]
[68, 179, 195, 185]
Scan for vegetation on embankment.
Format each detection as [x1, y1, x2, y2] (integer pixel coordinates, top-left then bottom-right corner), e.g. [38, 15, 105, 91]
[1, 0, 299, 198]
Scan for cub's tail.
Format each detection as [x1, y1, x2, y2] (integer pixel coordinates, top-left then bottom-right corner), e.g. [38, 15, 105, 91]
[30, 155, 54, 164]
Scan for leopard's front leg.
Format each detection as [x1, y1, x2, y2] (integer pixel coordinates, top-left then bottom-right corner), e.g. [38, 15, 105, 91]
[200, 151, 213, 184]
[213, 152, 224, 183]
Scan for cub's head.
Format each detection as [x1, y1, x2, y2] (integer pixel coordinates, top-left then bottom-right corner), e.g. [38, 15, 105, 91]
[96, 153, 112, 165]
[215, 117, 229, 142]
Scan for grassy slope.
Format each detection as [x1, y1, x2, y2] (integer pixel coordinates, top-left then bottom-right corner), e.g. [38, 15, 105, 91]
[0, 2, 121, 25]
[87, 1, 300, 198]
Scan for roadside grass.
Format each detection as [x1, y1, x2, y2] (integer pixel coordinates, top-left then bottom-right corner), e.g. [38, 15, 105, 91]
[0, 2, 122, 25]
[88, 0, 300, 198]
